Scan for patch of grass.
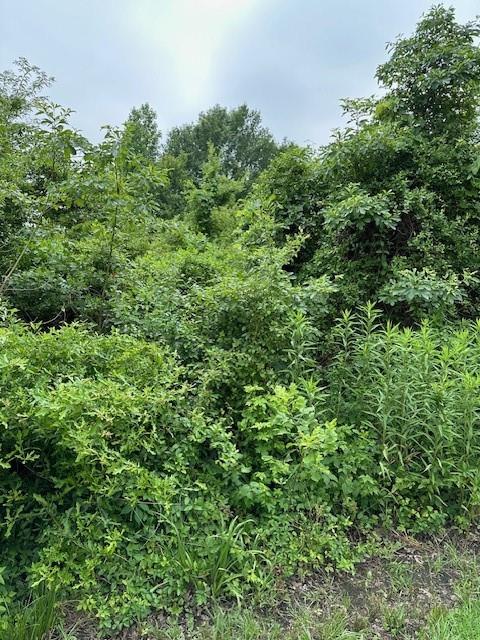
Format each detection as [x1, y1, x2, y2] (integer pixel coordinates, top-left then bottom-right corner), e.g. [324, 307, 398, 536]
[388, 561, 414, 594]
[3, 588, 58, 640]
[380, 603, 408, 638]
[423, 600, 480, 640]
[144, 606, 365, 640]
[445, 549, 480, 602]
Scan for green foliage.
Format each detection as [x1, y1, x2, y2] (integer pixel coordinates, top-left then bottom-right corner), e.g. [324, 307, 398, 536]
[1, 5, 480, 635]
[164, 104, 279, 183]
[107, 221, 316, 409]
[170, 516, 263, 603]
[1, 303, 475, 631]
[0, 57, 52, 120]
[376, 6, 480, 137]
[255, 7, 480, 320]
[0, 321, 349, 629]
[255, 146, 323, 234]
[323, 184, 399, 233]
[185, 144, 243, 235]
[0, 59, 53, 263]
[120, 102, 161, 164]
[329, 305, 480, 530]
[424, 600, 480, 640]
[2, 588, 58, 640]
[379, 266, 476, 319]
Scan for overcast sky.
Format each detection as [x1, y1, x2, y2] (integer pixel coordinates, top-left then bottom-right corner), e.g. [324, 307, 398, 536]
[1, 1, 479, 145]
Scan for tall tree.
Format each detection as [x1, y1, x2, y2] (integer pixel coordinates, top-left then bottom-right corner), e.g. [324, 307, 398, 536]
[0, 59, 53, 263]
[376, 5, 480, 137]
[164, 104, 278, 182]
[120, 102, 161, 163]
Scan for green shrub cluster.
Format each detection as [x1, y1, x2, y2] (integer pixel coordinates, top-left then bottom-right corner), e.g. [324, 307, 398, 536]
[1, 310, 479, 630]
[0, 6, 479, 634]
[329, 306, 480, 530]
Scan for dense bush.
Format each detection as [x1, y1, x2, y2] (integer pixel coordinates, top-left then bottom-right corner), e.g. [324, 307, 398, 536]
[0, 320, 361, 628]
[256, 7, 480, 321]
[329, 306, 480, 530]
[1, 5, 480, 635]
[1, 310, 479, 630]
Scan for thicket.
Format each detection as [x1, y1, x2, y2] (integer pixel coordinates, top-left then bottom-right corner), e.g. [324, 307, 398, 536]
[0, 6, 479, 634]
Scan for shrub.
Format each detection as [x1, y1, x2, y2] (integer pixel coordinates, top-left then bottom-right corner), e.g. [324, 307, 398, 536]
[328, 305, 480, 530]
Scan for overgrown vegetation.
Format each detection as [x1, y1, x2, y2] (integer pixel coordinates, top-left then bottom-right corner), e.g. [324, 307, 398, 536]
[0, 6, 479, 638]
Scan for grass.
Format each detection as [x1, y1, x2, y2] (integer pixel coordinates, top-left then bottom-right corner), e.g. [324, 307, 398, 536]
[142, 608, 364, 640]
[423, 600, 480, 640]
[3, 588, 58, 640]
[170, 516, 263, 602]
[136, 529, 480, 640]
[143, 600, 480, 640]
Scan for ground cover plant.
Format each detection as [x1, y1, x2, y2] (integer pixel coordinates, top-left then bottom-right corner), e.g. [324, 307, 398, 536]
[0, 5, 479, 638]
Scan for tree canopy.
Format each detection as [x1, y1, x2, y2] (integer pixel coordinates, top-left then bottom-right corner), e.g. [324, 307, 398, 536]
[164, 103, 280, 181]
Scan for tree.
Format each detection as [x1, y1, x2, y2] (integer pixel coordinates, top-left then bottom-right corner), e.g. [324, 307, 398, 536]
[164, 104, 278, 182]
[0, 57, 52, 120]
[120, 102, 161, 164]
[259, 6, 480, 321]
[186, 143, 243, 235]
[376, 5, 480, 137]
[0, 60, 54, 269]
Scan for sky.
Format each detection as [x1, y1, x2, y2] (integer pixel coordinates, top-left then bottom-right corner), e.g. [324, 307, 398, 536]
[1, 0, 479, 146]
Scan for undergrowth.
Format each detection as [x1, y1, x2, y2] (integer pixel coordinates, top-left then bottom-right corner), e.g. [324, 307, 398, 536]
[1, 310, 479, 632]
[1, 5, 480, 636]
